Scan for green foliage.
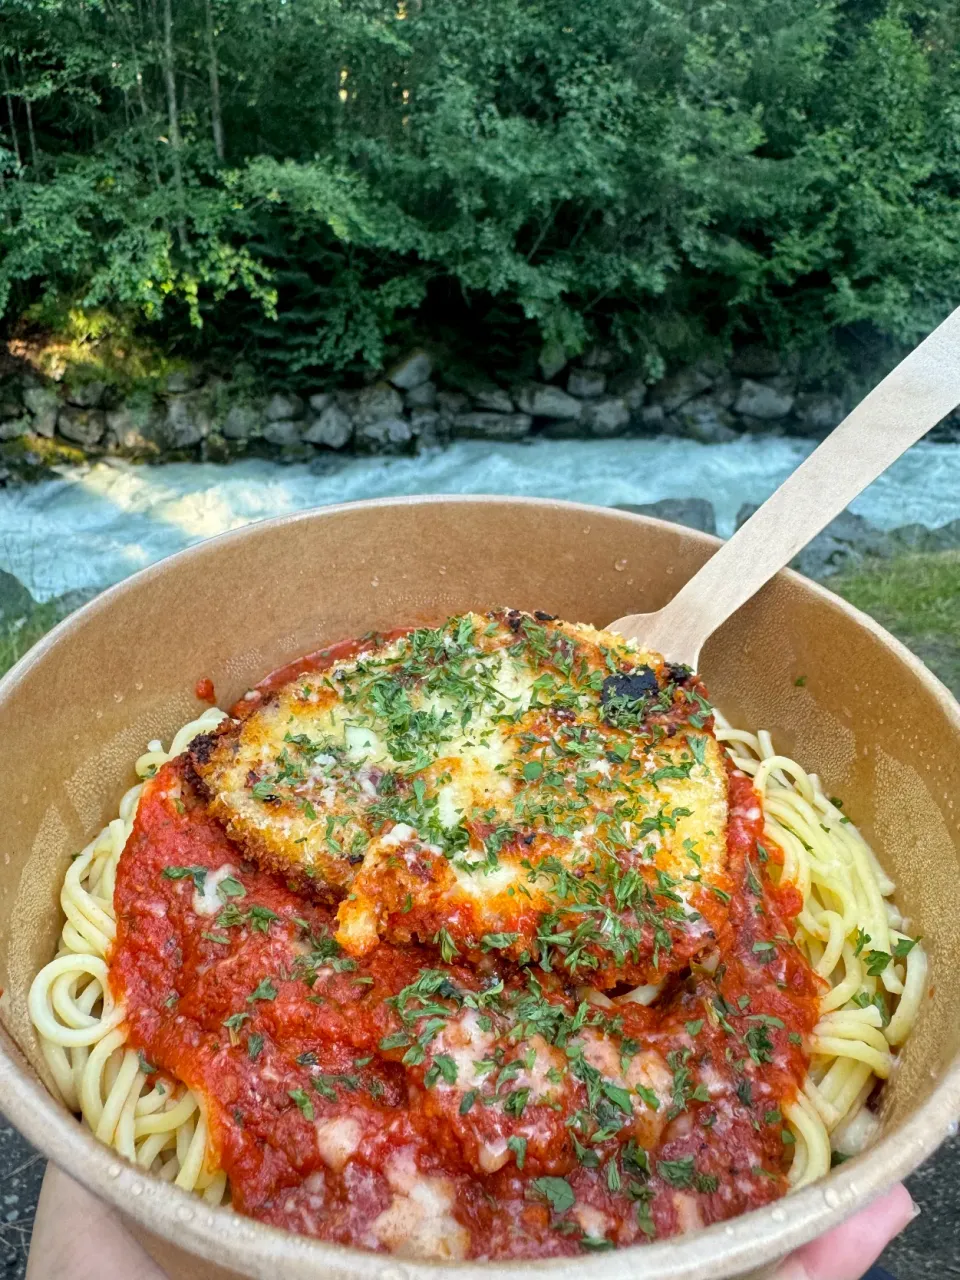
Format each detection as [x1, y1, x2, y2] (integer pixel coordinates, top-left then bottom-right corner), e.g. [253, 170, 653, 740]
[0, 598, 61, 680]
[1, 0, 960, 381]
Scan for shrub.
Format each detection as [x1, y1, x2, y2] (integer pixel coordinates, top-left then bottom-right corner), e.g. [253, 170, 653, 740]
[1, 0, 959, 383]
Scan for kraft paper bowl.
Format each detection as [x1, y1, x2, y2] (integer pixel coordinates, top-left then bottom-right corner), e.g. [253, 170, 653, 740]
[1, 497, 958, 1280]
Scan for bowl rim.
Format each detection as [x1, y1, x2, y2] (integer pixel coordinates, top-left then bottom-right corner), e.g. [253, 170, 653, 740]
[2, 493, 959, 1280]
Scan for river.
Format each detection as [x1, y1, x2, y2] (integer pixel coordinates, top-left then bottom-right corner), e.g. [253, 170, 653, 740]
[2, 436, 959, 601]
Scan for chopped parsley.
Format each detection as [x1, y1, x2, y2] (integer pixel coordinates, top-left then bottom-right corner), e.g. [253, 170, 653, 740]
[532, 1177, 575, 1215]
[288, 1088, 315, 1120]
[424, 1054, 458, 1088]
[162, 865, 207, 891]
[507, 1135, 527, 1169]
[657, 1156, 695, 1188]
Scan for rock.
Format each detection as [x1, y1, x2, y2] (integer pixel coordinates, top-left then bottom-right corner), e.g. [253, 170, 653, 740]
[538, 344, 567, 382]
[452, 412, 532, 441]
[736, 415, 787, 436]
[930, 406, 960, 443]
[264, 392, 304, 422]
[262, 419, 302, 447]
[22, 385, 60, 438]
[924, 518, 960, 552]
[730, 346, 781, 378]
[567, 369, 606, 399]
[608, 370, 648, 412]
[615, 498, 717, 536]
[164, 365, 202, 394]
[303, 405, 353, 450]
[638, 403, 666, 431]
[536, 420, 584, 440]
[516, 383, 583, 421]
[201, 433, 234, 463]
[0, 568, 34, 623]
[674, 398, 739, 444]
[222, 404, 262, 440]
[650, 365, 714, 412]
[308, 392, 333, 414]
[733, 379, 795, 420]
[0, 416, 31, 441]
[888, 523, 931, 551]
[0, 385, 23, 417]
[581, 397, 630, 436]
[436, 390, 470, 418]
[160, 395, 208, 449]
[410, 410, 444, 447]
[405, 381, 438, 410]
[65, 379, 106, 408]
[735, 506, 890, 579]
[582, 344, 617, 370]
[465, 383, 514, 414]
[104, 403, 160, 452]
[475, 386, 514, 413]
[355, 416, 413, 449]
[387, 351, 433, 391]
[708, 374, 739, 409]
[354, 383, 404, 426]
[57, 405, 106, 447]
[794, 392, 846, 436]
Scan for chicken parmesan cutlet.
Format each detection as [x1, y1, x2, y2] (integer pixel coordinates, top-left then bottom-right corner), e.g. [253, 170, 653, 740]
[189, 610, 731, 988]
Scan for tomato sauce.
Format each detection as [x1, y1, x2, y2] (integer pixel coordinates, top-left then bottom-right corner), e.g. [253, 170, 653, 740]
[111, 755, 823, 1258]
[194, 677, 216, 704]
[232, 628, 414, 718]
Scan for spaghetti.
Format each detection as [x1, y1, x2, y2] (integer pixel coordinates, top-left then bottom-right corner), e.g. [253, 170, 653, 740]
[27, 618, 925, 1256]
[714, 715, 926, 1186]
[28, 708, 229, 1206]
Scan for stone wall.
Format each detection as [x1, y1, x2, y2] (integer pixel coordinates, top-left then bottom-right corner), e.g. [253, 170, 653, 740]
[1, 344, 957, 471]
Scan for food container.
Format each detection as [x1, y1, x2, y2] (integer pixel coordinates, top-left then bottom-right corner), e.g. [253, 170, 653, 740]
[1, 497, 957, 1280]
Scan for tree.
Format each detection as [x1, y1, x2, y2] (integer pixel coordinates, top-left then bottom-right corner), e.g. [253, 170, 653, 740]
[0, 0, 958, 383]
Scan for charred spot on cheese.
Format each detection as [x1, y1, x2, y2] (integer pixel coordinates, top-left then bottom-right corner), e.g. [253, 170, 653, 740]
[190, 609, 731, 985]
[600, 668, 660, 723]
[188, 731, 218, 767]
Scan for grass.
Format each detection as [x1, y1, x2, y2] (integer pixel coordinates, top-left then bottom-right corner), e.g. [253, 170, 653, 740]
[0, 601, 63, 679]
[829, 550, 960, 696]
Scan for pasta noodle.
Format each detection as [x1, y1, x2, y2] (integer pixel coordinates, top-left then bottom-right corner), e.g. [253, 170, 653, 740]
[28, 708, 229, 1207]
[28, 704, 925, 1224]
[714, 714, 926, 1185]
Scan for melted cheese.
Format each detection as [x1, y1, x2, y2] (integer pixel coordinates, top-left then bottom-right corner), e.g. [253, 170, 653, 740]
[191, 609, 731, 986]
[314, 1115, 362, 1171]
[192, 863, 240, 916]
[371, 1149, 470, 1260]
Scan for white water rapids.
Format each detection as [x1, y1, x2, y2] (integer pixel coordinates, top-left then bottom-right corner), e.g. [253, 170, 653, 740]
[1, 436, 958, 601]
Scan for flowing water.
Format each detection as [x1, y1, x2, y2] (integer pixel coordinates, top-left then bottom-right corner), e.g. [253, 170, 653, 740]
[2, 436, 959, 601]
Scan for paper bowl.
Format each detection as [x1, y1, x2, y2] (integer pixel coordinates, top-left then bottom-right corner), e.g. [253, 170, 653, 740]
[1, 497, 958, 1280]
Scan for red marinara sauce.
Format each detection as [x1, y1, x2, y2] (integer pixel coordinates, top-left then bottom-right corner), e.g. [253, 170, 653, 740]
[111, 756, 823, 1258]
[231, 629, 414, 719]
[194, 677, 216, 705]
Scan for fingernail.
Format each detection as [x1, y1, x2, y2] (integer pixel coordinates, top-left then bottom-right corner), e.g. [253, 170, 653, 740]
[909, 1195, 922, 1221]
